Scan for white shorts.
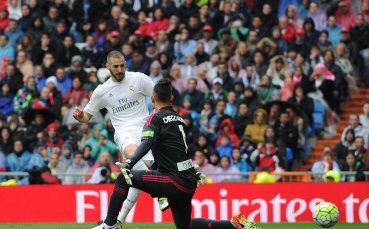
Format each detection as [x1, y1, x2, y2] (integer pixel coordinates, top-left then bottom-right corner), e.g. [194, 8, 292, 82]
[114, 132, 154, 165]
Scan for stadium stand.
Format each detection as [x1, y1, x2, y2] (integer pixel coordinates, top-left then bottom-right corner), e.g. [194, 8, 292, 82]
[1, 0, 369, 185]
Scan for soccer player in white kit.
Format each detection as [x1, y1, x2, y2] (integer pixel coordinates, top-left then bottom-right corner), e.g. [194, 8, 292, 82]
[73, 51, 168, 224]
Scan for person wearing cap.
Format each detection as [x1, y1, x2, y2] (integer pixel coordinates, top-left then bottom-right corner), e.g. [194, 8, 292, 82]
[145, 39, 159, 61]
[204, 78, 228, 107]
[45, 75, 63, 115]
[103, 30, 122, 57]
[198, 25, 218, 55]
[326, 16, 342, 47]
[290, 28, 309, 58]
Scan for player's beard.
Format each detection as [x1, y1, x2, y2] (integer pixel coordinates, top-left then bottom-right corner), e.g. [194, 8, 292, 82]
[110, 69, 125, 82]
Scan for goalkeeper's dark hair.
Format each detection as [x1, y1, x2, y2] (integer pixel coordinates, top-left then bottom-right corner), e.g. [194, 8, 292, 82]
[154, 78, 172, 103]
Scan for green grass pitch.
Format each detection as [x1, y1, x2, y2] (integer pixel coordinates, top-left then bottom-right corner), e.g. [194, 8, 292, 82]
[0, 223, 368, 229]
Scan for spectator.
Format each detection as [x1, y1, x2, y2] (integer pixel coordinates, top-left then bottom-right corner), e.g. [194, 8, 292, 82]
[54, 67, 72, 96]
[224, 91, 238, 118]
[189, 134, 215, 159]
[155, 30, 170, 55]
[326, 16, 342, 47]
[32, 32, 58, 66]
[216, 28, 238, 57]
[290, 84, 314, 122]
[85, 123, 104, 151]
[359, 102, 369, 127]
[5, 19, 23, 48]
[86, 151, 120, 183]
[307, 2, 327, 32]
[83, 145, 95, 167]
[29, 140, 49, 169]
[180, 54, 197, 80]
[239, 135, 256, 162]
[14, 76, 39, 113]
[52, 19, 69, 46]
[158, 0, 177, 18]
[233, 102, 252, 138]
[250, 138, 284, 172]
[244, 108, 268, 144]
[274, 111, 299, 159]
[66, 55, 88, 82]
[173, 27, 196, 64]
[341, 152, 359, 181]
[335, 0, 356, 29]
[58, 36, 81, 67]
[228, 58, 246, 79]
[232, 147, 250, 173]
[63, 77, 88, 107]
[6, 139, 32, 172]
[44, 122, 64, 150]
[356, 152, 369, 181]
[0, 82, 14, 116]
[26, 15, 45, 44]
[340, 27, 358, 66]
[193, 149, 216, 182]
[64, 151, 89, 184]
[81, 35, 103, 68]
[311, 146, 340, 181]
[204, 78, 227, 105]
[48, 151, 67, 182]
[194, 42, 209, 65]
[45, 75, 62, 115]
[7, 0, 21, 20]
[15, 50, 33, 80]
[0, 6, 9, 32]
[341, 114, 369, 145]
[353, 136, 367, 167]
[181, 79, 204, 113]
[178, 0, 199, 24]
[198, 25, 218, 55]
[0, 127, 13, 155]
[60, 141, 74, 168]
[216, 118, 239, 148]
[214, 156, 241, 183]
[0, 34, 15, 61]
[126, 51, 150, 75]
[149, 61, 164, 85]
[91, 129, 117, 160]
[256, 76, 279, 104]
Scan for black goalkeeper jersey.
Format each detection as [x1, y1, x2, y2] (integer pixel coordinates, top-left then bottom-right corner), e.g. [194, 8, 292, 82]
[141, 106, 197, 187]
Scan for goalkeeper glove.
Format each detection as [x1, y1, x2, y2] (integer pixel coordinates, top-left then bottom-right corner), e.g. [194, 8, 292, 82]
[115, 160, 133, 185]
[194, 164, 206, 187]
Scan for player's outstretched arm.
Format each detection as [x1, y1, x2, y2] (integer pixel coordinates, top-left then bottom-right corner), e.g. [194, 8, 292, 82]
[72, 107, 93, 123]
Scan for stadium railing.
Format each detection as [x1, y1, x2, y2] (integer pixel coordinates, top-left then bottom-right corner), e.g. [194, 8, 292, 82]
[1, 171, 369, 183]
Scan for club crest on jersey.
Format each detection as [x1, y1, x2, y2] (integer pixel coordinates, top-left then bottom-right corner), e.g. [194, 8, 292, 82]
[129, 85, 135, 93]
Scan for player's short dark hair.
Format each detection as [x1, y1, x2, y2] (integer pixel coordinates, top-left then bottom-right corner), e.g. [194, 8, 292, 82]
[107, 51, 124, 63]
[154, 78, 172, 103]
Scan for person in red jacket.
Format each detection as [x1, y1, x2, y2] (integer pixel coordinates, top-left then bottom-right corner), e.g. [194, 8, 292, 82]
[216, 118, 240, 147]
[0, 6, 9, 32]
[250, 137, 284, 172]
[43, 122, 64, 150]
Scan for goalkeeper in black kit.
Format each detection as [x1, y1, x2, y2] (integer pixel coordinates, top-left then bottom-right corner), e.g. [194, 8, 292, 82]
[93, 79, 259, 229]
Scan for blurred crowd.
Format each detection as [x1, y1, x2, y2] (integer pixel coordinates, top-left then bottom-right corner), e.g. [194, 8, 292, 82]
[1, 0, 369, 185]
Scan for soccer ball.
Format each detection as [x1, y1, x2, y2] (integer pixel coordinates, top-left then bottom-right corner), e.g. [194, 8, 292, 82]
[313, 202, 339, 228]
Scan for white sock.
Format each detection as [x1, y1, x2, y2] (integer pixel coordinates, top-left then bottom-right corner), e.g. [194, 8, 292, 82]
[118, 187, 141, 222]
[117, 160, 148, 222]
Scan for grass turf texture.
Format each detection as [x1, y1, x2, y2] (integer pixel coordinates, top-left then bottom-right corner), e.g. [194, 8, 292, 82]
[0, 223, 368, 229]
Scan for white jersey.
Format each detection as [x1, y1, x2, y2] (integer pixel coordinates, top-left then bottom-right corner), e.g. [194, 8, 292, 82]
[84, 71, 154, 135]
